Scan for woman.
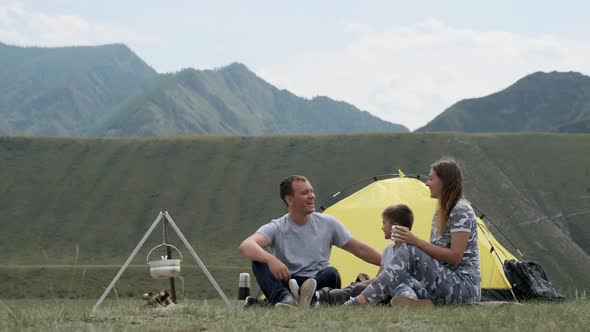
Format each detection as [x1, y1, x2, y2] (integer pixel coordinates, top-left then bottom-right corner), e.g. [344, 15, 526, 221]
[347, 158, 481, 305]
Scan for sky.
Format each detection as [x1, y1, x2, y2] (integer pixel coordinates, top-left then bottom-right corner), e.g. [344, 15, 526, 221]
[2, 1, 590, 130]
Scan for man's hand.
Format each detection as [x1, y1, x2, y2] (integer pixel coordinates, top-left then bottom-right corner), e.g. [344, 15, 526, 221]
[240, 233, 292, 280]
[268, 256, 291, 280]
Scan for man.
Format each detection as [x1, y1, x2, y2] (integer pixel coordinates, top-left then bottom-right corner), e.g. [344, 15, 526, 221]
[239, 175, 382, 307]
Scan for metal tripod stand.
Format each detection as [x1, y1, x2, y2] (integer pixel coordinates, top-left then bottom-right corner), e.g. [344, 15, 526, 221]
[91, 211, 231, 314]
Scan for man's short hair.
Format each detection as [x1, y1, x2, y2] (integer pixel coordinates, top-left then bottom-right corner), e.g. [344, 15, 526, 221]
[279, 175, 309, 206]
[382, 204, 414, 230]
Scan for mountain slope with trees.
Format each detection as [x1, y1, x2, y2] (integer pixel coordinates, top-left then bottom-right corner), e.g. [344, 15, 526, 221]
[99, 63, 408, 136]
[0, 43, 158, 136]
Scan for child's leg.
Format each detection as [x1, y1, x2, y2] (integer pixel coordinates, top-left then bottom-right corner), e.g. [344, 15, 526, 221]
[390, 277, 430, 300]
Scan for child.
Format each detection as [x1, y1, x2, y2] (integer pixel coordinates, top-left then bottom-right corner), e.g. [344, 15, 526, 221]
[296, 204, 414, 305]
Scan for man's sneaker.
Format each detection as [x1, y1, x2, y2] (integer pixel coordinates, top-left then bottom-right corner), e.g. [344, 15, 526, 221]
[288, 279, 300, 302]
[275, 294, 298, 308]
[244, 296, 266, 308]
[297, 278, 317, 308]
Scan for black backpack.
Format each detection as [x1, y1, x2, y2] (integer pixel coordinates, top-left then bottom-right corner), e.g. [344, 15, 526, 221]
[503, 260, 564, 301]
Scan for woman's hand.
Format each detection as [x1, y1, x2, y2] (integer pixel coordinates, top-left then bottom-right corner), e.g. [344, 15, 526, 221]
[392, 226, 420, 246]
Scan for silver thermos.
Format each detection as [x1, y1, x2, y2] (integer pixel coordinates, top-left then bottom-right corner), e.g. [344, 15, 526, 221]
[237, 272, 250, 307]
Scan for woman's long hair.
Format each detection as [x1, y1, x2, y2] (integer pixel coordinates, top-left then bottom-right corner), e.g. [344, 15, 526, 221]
[432, 158, 464, 233]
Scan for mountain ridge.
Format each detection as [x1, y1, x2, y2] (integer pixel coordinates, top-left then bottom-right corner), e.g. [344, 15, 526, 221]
[0, 43, 408, 136]
[418, 71, 590, 133]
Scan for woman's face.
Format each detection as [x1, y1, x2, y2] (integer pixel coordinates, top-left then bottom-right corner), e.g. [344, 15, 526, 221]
[426, 168, 443, 199]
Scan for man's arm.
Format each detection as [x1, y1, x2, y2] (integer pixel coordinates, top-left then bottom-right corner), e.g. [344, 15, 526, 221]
[239, 233, 271, 262]
[239, 233, 291, 280]
[341, 238, 382, 266]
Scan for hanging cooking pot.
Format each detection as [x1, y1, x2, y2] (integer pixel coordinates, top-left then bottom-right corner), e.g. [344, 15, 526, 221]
[146, 243, 183, 279]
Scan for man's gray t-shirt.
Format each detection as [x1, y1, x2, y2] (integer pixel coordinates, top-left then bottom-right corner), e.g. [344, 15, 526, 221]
[256, 212, 353, 277]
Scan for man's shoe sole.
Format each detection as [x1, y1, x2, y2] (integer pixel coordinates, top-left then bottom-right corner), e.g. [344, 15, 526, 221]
[298, 279, 317, 308]
[289, 279, 300, 302]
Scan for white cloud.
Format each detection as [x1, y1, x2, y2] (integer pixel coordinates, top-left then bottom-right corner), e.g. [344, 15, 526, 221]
[0, 1, 167, 48]
[257, 18, 590, 130]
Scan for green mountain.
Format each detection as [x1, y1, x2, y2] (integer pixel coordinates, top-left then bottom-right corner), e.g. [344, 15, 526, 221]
[98, 63, 408, 136]
[0, 43, 408, 136]
[0, 43, 158, 136]
[418, 71, 590, 133]
[0, 134, 588, 298]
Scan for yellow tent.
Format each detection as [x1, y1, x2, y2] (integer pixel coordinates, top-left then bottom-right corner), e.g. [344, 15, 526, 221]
[321, 174, 518, 301]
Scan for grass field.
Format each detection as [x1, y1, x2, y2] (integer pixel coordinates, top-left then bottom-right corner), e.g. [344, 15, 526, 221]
[1, 297, 588, 331]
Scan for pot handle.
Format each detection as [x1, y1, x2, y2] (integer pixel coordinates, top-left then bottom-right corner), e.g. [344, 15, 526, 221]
[146, 243, 184, 263]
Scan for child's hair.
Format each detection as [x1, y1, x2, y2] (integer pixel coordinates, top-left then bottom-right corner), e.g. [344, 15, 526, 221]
[382, 204, 414, 230]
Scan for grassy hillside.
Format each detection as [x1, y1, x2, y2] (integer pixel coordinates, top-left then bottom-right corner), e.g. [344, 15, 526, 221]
[418, 71, 590, 133]
[0, 134, 589, 298]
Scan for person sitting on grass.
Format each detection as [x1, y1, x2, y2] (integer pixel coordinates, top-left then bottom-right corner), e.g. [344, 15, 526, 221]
[239, 175, 382, 307]
[346, 158, 481, 306]
[296, 204, 414, 306]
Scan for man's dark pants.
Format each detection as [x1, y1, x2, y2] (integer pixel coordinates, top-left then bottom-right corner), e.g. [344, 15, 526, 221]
[252, 261, 341, 304]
